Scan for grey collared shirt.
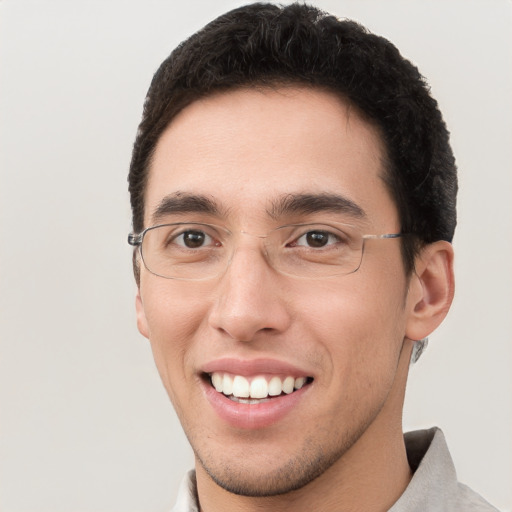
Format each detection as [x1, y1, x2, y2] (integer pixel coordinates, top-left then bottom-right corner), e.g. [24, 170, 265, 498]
[170, 428, 498, 511]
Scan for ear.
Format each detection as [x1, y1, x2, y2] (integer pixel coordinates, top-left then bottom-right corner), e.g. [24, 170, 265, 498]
[135, 287, 150, 339]
[405, 241, 455, 341]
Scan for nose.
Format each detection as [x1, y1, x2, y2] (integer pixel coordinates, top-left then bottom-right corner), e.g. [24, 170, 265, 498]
[208, 245, 292, 342]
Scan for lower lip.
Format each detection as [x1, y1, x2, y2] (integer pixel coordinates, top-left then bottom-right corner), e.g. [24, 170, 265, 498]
[201, 379, 311, 430]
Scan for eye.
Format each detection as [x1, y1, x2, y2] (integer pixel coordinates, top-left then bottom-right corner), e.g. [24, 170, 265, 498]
[293, 230, 342, 248]
[173, 229, 215, 249]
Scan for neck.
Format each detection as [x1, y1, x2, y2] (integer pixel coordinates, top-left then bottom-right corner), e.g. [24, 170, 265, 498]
[196, 340, 415, 512]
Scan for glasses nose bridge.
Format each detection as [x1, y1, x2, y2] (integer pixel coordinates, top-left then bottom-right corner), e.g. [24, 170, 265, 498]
[239, 229, 270, 240]
[234, 229, 274, 252]
[236, 228, 279, 254]
[225, 229, 275, 272]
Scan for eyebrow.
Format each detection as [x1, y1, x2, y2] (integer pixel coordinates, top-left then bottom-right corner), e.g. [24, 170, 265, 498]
[150, 191, 366, 225]
[151, 192, 222, 224]
[267, 193, 366, 220]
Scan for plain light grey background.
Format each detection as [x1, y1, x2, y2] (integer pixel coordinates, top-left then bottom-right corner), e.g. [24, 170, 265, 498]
[1, 1, 511, 511]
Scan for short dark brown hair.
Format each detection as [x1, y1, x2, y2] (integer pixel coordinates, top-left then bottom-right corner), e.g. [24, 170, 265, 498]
[128, 2, 457, 274]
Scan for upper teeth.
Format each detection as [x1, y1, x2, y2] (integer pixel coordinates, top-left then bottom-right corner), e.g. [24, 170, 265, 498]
[211, 373, 307, 399]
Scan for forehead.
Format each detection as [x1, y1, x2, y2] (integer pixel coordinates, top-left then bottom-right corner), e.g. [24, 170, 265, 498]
[145, 86, 398, 229]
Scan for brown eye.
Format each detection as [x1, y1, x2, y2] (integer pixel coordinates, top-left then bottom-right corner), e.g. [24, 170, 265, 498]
[294, 230, 340, 248]
[176, 230, 211, 248]
[305, 231, 329, 247]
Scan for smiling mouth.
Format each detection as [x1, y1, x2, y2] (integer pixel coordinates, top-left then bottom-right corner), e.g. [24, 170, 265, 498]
[207, 372, 314, 403]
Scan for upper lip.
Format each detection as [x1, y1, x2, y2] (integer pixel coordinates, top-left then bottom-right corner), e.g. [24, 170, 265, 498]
[201, 357, 313, 378]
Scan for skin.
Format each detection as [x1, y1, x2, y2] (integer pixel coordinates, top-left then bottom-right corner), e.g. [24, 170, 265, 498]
[135, 87, 454, 511]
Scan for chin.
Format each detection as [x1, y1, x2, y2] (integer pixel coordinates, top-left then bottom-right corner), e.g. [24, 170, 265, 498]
[194, 430, 355, 498]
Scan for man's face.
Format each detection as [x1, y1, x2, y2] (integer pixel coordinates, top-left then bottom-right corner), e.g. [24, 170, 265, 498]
[136, 87, 419, 496]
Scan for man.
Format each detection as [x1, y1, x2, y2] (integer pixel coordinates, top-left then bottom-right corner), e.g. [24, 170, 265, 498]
[127, 3, 498, 511]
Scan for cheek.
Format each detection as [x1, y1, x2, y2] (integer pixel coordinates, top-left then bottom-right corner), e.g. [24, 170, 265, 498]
[139, 280, 211, 392]
[299, 271, 407, 380]
[303, 270, 406, 334]
[297, 279, 406, 430]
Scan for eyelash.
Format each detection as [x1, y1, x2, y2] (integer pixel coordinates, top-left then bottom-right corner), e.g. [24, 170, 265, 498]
[291, 230, 343, 248]
[171, 230, 217, 248]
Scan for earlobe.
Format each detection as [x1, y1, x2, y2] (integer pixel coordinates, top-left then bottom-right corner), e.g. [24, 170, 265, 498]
[135, 288, 150, 339]
[405, 241, 455, 341]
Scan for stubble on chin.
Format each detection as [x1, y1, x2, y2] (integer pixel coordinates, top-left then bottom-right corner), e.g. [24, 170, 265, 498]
[193, 418, 373, 498]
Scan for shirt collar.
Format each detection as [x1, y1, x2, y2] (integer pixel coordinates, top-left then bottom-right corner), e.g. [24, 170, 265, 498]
[172, 469, 199, 512]
[389, 427, 458, 511]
